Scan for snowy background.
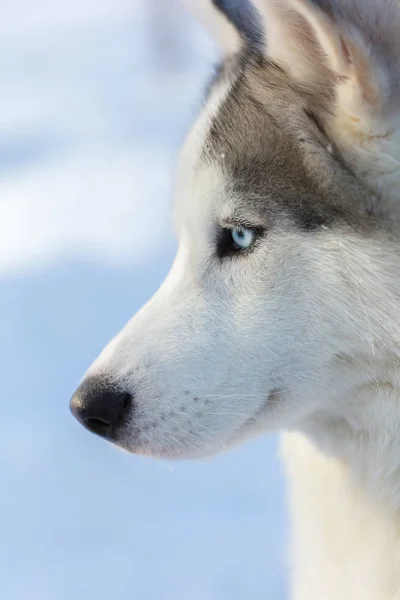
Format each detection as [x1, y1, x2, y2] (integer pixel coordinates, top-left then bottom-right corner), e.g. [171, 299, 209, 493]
[1, 1, 288, 598]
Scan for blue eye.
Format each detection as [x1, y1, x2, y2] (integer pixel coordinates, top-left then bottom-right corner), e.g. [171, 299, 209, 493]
[231, 227, 255, 250]
[217, 224, 261, 258]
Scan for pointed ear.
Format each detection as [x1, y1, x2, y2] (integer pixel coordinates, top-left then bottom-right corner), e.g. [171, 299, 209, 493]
[183, 0, 261, 56]
[251, 0, 388, 108]
[182, 0, 242, 54]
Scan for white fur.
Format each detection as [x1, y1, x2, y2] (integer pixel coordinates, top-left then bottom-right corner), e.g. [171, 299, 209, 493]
[283, 433, 400, 600]
[81, 1, 400, 598]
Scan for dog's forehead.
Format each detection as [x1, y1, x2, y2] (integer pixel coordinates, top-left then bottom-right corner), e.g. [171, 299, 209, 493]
[174, 56, 345, 234]
[174, 64, 239, 231]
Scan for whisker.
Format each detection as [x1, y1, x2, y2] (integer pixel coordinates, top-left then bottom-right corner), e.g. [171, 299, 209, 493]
[195, 389, 292, 400]
[165, 416, 203, 447]
[196, 422, 226, 451]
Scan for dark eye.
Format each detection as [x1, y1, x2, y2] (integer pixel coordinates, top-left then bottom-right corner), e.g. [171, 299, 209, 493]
[217, 226, 258, 258]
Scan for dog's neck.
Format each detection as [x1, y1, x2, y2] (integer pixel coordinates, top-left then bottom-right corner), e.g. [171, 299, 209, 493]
[283, 428, 400, 600]
[302, 358, 400, 509]
[283, 368, 400, 600]
[281, 256, 400, 599]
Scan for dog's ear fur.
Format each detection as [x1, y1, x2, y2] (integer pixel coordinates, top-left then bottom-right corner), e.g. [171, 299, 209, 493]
[183, 0, 261, 55]
[183, 0, 242, 54]
[251, 0, 393, 112]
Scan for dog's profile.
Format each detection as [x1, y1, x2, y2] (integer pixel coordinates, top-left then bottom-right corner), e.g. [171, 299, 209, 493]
[70, 1, 400, 598]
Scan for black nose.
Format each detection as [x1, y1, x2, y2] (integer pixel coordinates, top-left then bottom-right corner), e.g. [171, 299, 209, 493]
[70, 377, 132, 440]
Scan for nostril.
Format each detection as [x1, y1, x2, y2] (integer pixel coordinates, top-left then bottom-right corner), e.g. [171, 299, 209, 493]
[85, 417, 112, 436]
[70, 377, 133, 440]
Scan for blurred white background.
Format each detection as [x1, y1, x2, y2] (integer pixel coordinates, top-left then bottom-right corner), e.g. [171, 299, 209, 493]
[0, 1, 287, 598]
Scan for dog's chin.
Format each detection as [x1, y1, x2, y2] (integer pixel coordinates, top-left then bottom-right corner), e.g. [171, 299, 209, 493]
[113, 411, 272, 461]
[114, 435, 230, 460]
[113, 443, 215, 460]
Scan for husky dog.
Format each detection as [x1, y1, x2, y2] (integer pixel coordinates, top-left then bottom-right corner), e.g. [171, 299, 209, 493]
[71, 1, 400, 598]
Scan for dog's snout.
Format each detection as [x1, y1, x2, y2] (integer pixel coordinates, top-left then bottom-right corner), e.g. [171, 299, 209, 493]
[70, 377, 132, 440]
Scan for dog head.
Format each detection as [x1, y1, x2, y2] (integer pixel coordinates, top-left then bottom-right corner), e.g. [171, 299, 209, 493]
[71, 0, 400, 458]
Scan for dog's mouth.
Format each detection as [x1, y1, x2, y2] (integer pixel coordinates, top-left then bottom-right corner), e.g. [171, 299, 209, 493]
[222, 388, 286, 448]
[114, 388, 283, 460]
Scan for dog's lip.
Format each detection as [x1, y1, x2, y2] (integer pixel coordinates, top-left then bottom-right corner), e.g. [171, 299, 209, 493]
[228, 388, 283, 441]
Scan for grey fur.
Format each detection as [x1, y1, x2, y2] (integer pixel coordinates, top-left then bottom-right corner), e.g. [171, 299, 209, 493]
[212, 0, 264, 50]
[195, 0, 400, 234]
[203, 53, 377, 233]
